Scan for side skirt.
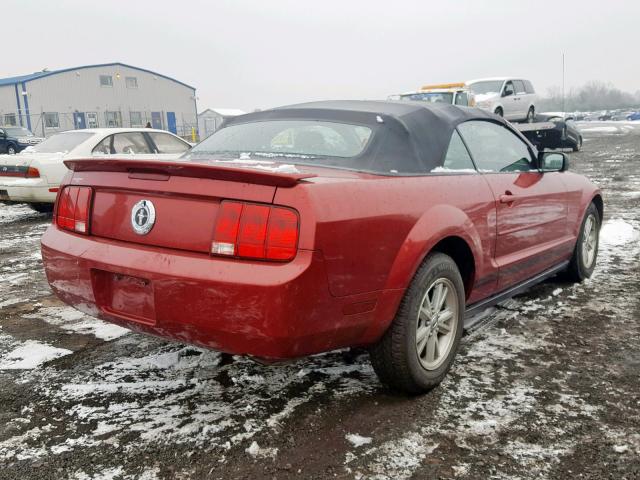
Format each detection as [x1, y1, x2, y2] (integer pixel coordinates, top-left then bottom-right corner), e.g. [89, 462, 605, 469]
[463, 260, 569, 330]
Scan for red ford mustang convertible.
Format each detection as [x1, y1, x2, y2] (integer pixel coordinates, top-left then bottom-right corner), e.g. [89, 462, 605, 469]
[41, 101, 602, 393]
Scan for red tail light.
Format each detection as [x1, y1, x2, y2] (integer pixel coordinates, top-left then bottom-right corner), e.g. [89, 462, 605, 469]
[212, 201, 299, 261]
[0, 166, 40, 178]
[55, 186, 93, 234]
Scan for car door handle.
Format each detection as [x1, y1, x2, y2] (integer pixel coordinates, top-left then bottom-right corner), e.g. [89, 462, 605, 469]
[500, 193, 517, 204]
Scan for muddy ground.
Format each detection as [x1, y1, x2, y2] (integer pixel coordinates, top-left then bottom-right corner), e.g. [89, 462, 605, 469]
[0, 123, 639, 480]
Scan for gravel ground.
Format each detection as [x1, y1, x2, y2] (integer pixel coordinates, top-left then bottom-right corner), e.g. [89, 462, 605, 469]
[0, 122, 639, 480]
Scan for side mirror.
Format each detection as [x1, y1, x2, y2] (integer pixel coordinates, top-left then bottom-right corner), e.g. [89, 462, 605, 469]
[502, 90, 513, 97]
[539, 152, 568, 172]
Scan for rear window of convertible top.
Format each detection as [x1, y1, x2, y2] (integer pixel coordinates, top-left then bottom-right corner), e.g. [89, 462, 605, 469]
[191, 120, 370, 158]
[185, 119, 424, 175]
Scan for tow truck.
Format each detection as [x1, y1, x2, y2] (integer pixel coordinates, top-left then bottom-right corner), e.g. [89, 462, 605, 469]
[389, 82, 475, 107]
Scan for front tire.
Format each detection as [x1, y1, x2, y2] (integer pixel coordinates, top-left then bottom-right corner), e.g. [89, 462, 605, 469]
[566, 203, 600, 281]
[369, 253, 465, 394]
[494, 107, 504, 117]
[7, 144, 16, 155]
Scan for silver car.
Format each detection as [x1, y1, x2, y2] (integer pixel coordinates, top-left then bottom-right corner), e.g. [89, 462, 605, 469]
[467, 77, 537, 122]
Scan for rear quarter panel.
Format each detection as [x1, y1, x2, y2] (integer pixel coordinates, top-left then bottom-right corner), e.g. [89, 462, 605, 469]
[274, 173, 498, 303]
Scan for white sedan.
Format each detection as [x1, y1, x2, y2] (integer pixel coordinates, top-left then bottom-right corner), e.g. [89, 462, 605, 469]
[0, 128, 191, 211]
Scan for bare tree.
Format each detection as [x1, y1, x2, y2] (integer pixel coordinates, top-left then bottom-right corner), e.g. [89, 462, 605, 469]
[538, 81, 640, 112]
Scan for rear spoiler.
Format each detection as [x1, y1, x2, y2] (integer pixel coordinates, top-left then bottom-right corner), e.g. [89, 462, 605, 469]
[64, 158, 316, 188]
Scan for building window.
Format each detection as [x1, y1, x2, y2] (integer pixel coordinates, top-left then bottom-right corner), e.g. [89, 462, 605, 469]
[129, 111, 143, 127]
[100, 75, 113, 87]
[44, 112, 60, 128]
[86, 112, 99, 128]
[3, 114, 17, 126]
[125, 76, 138, 89]
[105, 111, 122, 127]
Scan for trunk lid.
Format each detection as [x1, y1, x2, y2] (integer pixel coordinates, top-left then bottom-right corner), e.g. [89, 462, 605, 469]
[65, 158, 315, 253]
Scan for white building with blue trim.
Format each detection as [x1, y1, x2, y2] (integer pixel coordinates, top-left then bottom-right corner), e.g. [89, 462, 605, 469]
[0, 63, 198, 138]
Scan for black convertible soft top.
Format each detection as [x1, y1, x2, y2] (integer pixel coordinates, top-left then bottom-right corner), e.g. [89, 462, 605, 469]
[220, 100, 527, 175]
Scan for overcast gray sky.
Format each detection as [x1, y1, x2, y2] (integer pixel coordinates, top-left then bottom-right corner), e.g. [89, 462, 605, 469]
[4, 0, 639, 112]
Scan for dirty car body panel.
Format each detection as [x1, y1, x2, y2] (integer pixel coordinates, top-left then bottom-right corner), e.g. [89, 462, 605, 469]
[41, 101, 601, 360]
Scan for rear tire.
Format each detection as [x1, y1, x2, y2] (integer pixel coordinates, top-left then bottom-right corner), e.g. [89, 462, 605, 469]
[7, 144, 16, 155]
[494, 107, 503, 117]
[30, 203, 54, 213]
[566, 203, 600, 282]
[369, 253, 465, 394]
[572, 137, 583, 152]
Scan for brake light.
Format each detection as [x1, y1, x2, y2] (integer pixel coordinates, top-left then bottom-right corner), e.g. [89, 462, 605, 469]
[212, 201, 299, 261]
[0, 166, 40, 178]
[55, 186, 93, 234]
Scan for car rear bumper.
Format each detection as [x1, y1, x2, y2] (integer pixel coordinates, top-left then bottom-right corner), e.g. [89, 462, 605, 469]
[41, 226, 397, 359]
[0, 178, 56, 203]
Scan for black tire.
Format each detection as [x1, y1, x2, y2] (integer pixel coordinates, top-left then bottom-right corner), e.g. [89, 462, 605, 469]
[30, 203, 54, 213]
[566, 203, 600, 282]
[494, 107, 504, 117]
[526, 107, 535, 123]
[7, 144, 17, 155]
[369, 252, 465, 394]
[572, 137, 583, 152]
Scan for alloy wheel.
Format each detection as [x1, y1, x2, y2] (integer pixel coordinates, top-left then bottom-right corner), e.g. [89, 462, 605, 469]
[415, 278, 459, 370]
[582, 214, 598, 268]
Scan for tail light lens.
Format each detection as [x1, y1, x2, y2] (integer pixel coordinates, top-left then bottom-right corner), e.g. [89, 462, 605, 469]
[212, 201, 299, 261]
[0, 166, 40, 178]
[55, 186, 93, 234]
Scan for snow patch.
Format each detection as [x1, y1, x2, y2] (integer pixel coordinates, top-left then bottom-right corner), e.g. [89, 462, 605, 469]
[346, 433, 373, 448]
[431, 166, 477, 174]
[579, 126, 619, 133]
[0, 298, 26, 308]
[28, 306, 129, 340]
[245, 441, 278, 458]
[0, 340, 71, 369]
[600, 219, 639, 246]
[351, 433, 438, 480]
[0, 203, 45, 224]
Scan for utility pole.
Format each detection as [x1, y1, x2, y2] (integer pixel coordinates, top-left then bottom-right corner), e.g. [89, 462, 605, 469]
[562, 53, 566, 116]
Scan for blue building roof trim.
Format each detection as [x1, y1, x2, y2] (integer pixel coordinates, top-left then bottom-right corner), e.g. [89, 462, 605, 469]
[0, 71, 50, 86]
[0, 62, 196, 90]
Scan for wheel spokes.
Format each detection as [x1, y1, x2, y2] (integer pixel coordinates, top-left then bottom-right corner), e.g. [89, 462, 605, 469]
[583, 217, 593, 241]
[431, 283, 448, 314]
[419, 305, 431, 324]
[425, 334, 438, 363]
[416, 326, 429, 355]
[437, 310, 453, 334]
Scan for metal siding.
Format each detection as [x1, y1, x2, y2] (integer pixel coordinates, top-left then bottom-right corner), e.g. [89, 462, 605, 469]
[22, 65, 196, 135]
[198, 111, 224, 138]
[13, 84, 23, 126]
[0, 86, 17, 118]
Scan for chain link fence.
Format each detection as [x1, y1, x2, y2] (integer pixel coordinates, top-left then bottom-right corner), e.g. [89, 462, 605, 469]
[1, 110, 198, 142]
